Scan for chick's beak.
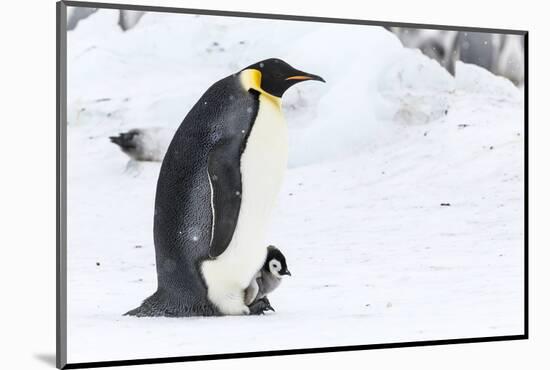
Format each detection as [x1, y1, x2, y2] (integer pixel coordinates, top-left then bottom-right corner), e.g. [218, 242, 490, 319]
[282, 270, 292, 276]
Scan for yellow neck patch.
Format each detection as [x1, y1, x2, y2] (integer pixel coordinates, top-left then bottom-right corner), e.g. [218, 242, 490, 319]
[239, 69, 282, 108]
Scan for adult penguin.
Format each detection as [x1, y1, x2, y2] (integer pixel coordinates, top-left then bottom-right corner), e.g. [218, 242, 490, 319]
[126, 58, 324, 317]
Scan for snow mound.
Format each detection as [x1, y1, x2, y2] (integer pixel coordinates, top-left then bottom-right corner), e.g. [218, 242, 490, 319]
[455, 61, 522, 101]
[67, 9, 522, 169]
[377, 48, 455, 126]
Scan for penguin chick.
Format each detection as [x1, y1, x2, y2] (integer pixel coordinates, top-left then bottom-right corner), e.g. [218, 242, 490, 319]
[244, 245, 291, 311]
[109, 127, 171, 162]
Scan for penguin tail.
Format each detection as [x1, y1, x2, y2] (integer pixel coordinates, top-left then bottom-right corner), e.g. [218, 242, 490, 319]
[124, 307, 144, 317]
[124, 289, 220, 317]
[124, 290, 168, 317]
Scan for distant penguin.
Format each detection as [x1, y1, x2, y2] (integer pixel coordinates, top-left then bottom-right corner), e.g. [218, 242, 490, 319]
[126, 58, 324, 317]
[456, 32, 525, 85]
[110, 127, 171, 162]
[494, 34, 525, 86]
[67, 7, 145, 32]
[67, 7, 98, 31]
[388, 28, 458, 75]
[118, 10, 146, 31]
[456, 32, 496, 72]
[389, 27, 525, 85]
[244, 245, 291, 313]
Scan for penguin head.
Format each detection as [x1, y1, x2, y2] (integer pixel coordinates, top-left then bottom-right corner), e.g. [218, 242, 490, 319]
[241, 58, 325, 98]
[109, 129, 141, 153]
[265, 245, 291, 278]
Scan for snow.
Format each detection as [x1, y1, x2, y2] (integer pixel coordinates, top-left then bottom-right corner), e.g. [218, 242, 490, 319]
[66, 8, 525, 364]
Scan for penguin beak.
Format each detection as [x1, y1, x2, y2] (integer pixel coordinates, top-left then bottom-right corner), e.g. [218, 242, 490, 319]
[285, 73, 325, 83]
[281, 270, 292, 276]
[110, 134, 136, 150]
[109, 136, 122, 146]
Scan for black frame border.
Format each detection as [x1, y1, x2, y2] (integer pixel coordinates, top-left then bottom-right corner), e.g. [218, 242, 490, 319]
[56, 1, 529, 369]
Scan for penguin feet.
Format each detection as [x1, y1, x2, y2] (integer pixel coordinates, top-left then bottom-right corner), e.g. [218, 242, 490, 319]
[260, 296, 274, 310]
[249, 297, 275, 315]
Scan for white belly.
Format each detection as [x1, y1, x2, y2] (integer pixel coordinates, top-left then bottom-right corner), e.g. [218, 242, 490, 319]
[201, 94, 288, 315]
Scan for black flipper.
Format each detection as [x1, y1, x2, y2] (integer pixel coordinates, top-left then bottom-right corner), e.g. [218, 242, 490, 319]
[207, 139, 244, 258]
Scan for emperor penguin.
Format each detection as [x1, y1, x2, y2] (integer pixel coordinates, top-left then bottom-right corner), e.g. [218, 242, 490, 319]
[126, 58, 324, 317]
[110, 127, 172, 162]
